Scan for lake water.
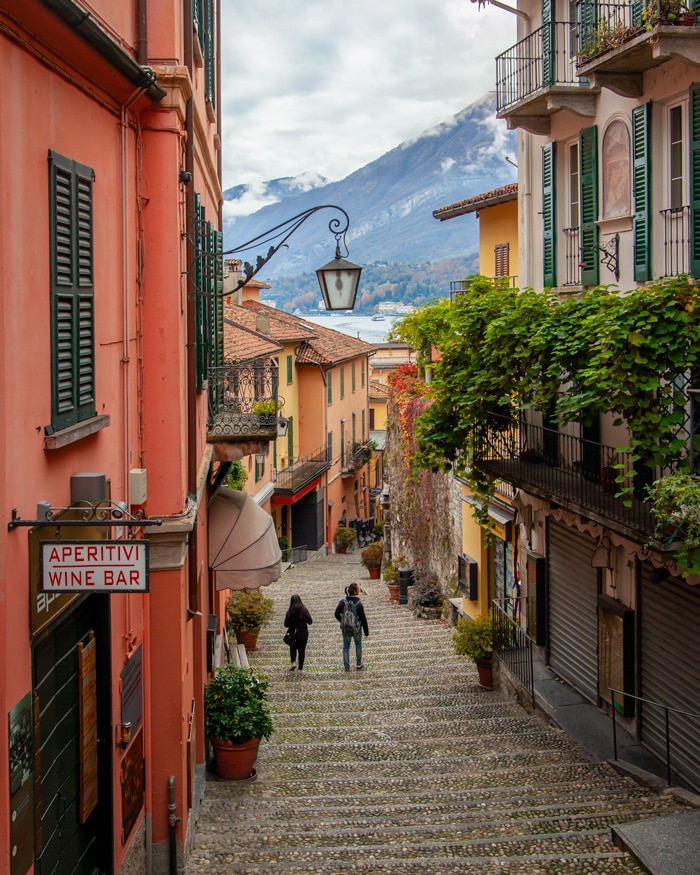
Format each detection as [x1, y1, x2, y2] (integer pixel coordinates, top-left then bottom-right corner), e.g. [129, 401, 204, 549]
[304, 313, 401, 345]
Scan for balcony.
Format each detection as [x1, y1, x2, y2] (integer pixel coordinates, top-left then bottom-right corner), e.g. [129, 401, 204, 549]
[273, 445, 331, 498]
[207, 361, 279, 443]
[450, 276, 519, 304]
[496, 21, 597, 134]
[474, 413, 660, 539]
[341, 438, 372, 476]
[576, 0, 700, 97]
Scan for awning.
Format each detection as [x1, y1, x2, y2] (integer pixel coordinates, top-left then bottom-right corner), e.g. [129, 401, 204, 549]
[208, 487, 282, 591]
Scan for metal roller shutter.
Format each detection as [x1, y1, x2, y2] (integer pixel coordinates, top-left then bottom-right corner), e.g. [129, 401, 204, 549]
[640, 564, 700, 791]
[548, 520, 599, 702]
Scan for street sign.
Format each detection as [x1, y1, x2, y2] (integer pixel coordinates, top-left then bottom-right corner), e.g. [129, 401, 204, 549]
[40, 540, 149, 592]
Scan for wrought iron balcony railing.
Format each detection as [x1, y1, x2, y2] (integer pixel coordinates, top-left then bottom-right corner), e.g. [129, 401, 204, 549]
[207, 360, 279, 441]
[661, 206, 690, 277]
[340, 438, 372, 475]
[563, 226, 582, 286]
[274, 445, 331, 495]
[450, 276, 519, 304]
[496, 21, 584, 114]
[576, 0, 697, 72]
[474, 413, 660, 536]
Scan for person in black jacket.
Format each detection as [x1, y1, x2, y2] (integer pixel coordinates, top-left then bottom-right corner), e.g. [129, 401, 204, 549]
[284, 594, 313, 673]
[334, 582, 369, 671]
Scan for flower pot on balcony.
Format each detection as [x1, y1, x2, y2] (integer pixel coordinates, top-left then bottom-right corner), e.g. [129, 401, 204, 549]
[601, 466, 617, 493]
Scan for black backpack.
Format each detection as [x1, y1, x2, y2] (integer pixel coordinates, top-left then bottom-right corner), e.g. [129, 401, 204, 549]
[341, 597, 360, 635]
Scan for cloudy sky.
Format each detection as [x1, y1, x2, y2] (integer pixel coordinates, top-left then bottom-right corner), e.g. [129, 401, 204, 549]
[219, 0, 516, 209]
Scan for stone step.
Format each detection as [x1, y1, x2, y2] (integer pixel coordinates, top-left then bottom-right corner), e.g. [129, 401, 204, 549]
[187, 558, 688, 875]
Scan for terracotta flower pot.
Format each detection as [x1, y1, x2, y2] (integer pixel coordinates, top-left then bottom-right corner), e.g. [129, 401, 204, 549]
[211, 736, 261, 780]
[368, 567, 381, 579]
[337, 545, 347, 554]
[387, 583, 400, 603]
[476, 659, 494, 691]
[236, 628, 260, 652]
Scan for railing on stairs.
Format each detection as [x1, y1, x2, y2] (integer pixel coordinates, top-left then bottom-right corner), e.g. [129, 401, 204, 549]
[492, 598, 535, 708]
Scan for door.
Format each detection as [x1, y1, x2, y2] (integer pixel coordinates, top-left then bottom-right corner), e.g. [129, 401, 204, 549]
[33, 595, 112, 875]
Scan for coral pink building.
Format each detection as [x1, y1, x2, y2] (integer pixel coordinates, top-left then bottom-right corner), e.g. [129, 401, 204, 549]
[0, 1, 240, 873]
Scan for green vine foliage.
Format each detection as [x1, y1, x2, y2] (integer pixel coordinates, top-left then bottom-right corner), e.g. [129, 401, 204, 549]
[391, 276, 700, 507]
[227, 459, 248, 491]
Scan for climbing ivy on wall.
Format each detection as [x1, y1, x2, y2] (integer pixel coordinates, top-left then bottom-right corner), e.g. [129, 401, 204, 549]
[391, 275, 700, 504]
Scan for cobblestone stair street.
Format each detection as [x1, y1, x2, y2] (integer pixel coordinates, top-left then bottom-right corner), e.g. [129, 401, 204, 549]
[187, 554, 692, 875]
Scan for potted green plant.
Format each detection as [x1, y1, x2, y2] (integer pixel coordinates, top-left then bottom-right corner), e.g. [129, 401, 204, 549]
[452, 613, 496, 690]
[361, 540, 384, 578]
[204, 664, 273, 779]
[251, 398, 277, 415]
[278, 535, 291, 562]
[334, 525, 357, 554]
[383, 560, 400, 602]
[648, 471, 700, 577]
[225, 589, 274, 652]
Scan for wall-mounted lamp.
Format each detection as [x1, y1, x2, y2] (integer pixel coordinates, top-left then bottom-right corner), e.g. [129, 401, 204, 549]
[277, 416, 289, 438]
[179, 168, 192, 185]
[591, 543, 612, 569]
[118, 721, 132, 750]
[196, 205, 362, 310]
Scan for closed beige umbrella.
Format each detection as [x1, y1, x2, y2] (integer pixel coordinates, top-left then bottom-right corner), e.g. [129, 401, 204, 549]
[208, 487, 282, 590]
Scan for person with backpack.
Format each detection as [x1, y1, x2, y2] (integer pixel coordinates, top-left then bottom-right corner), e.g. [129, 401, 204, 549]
[334, 582, 369, 672]
[284, 594, 313, 673]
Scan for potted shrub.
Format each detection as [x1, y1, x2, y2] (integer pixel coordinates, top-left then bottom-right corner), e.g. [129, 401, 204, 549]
[452, 613, 495, 690]
[225, 589, 274, 652]
[361, 540, 384, 578]
[204, 664, 273, 780]
[383, 560, 400, 602]
[413, 583, 444, 619]
[648, 471, 700, 577]
[278, 535, 291, 562]
[335, 525, 357, 554]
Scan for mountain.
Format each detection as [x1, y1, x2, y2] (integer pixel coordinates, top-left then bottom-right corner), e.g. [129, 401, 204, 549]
[223, 171, 329, 218]
[223, 93, 517, 280]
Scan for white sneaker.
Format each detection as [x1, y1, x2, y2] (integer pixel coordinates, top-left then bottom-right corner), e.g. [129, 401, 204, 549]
[289, 662, 297, 671]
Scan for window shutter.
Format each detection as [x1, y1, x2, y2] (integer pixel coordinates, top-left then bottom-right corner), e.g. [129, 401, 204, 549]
[208, 228, 224, 409]
[690, 83, 700, 278]
[495, 242, 510, 277]
[194, 195, 206, 390]
[632, 103, 652, 282]
[49, 151, 96, 430]
[287, 416, 294, 459]
[287, 355, 293, 384]
[542, 0, 554, 86]
[542, 142, 557, 288]
[204, 0, 215, 109]
[578, 0, 598, 55]
[579, 126, 600, 286]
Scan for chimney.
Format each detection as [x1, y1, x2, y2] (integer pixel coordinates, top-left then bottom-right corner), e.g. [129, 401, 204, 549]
[256, 313, 270, 335]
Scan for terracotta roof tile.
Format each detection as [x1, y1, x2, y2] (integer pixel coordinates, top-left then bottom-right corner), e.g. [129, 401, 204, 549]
[295, 317, 376, 366]
[222, 313, 283, 362]
[237, 300, 317, 342]
[433, 183, 518, 220]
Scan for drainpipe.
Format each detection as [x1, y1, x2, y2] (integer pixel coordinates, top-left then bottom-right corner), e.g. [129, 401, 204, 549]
[167, 775, 179, 875]
[39, 0, 166, 101]
[183, 0, 199, 604]
[136, 0, 148, 65]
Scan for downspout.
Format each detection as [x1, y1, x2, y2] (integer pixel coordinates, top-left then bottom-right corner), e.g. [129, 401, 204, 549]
[39, 0, 166, 101]
[167, 775, 180, 875]
[183, 0, 199, 604]
[136, 0, 148, 65]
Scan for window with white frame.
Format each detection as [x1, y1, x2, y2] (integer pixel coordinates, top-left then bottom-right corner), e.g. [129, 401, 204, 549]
[664, 99, 689, 276]
[564, 141, 581, 285]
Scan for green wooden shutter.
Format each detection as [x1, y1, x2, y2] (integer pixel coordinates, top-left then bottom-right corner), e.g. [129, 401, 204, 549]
[287, 416, 294, 460]
[286, 355, 293, 384]
[690, 82, 700, 278]
[327, 430, 333, 461]
[578, 0, 597, 56]
[49, 151, 96, 430]
[208, 228, 224, 408]
[579, 126, 600, 286]
[204, 0, 215, 109]
[194, 195, 206, 390]
[542, 142, 557, 288]
[632, 102, 652, 282]
[327, 372, 332, 405]
[542, 0, 554, 86]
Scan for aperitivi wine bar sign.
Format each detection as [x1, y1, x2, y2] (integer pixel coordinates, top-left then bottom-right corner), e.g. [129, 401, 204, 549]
[40, 541, 149, 592]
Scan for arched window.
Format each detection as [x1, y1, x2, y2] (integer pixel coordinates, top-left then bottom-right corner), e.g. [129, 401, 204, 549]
[602, 120, 631, 218]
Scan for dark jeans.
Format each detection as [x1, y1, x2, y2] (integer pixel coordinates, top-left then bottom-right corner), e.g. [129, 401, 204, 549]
[290, 633, 308, 670]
